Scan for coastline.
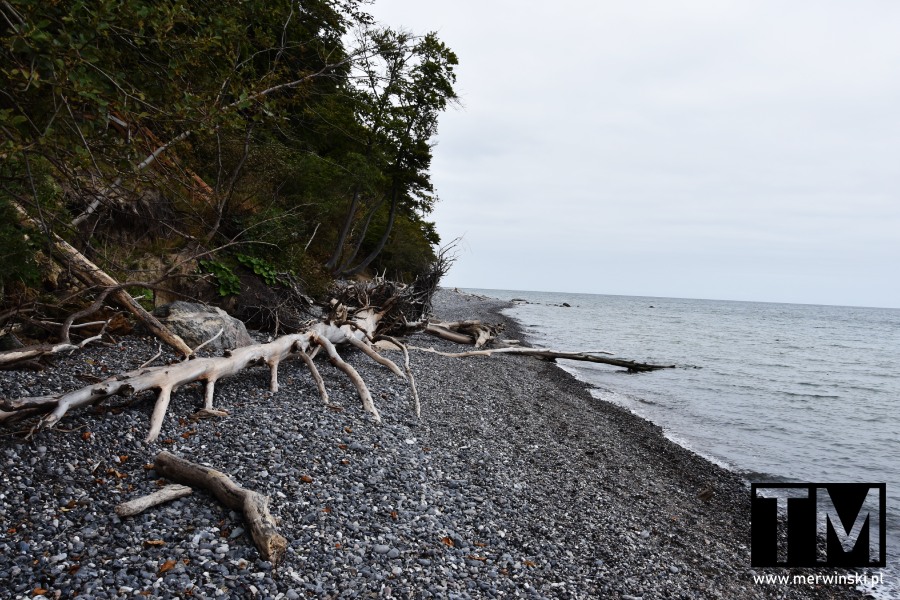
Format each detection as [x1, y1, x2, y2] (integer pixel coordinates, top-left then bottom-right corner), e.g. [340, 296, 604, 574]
[0, 289, 864, 598]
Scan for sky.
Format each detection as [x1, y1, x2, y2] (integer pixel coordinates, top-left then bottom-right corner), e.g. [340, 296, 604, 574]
[365, 0, 900, 308]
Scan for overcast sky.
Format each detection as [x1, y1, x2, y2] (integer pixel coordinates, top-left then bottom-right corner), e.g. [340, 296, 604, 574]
[366, 1, 900, 308]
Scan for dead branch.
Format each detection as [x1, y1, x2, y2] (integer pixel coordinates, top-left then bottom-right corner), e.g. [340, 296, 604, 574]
[153, 451, 287, 565]
[0, 320, 110, 368]
[378, 335, 421, 418]
[116, 484, 193, 517]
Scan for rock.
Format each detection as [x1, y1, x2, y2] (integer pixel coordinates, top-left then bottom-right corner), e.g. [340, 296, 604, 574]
[0, 333, 24, 351]
[373, 545, 390, 555]
[152, 301, 252, 352]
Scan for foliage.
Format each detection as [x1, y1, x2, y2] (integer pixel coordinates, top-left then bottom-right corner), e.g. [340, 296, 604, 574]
[199, 260, 241, 297]
[0, 198, 40, 290]
[236, 254, 281, 288]
[0, 0, 458, 311]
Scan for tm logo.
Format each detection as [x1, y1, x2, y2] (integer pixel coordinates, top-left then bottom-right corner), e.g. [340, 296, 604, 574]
[751, 483, 886, 567]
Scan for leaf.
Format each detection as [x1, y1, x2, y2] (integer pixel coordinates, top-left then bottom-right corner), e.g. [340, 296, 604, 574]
[144, 540, 165, 547]
[300, 475, 313, 483]
[158, 559, 176, 574]
[32, 588, 48, 596]
[440, 536, 454, 547]
[523, 559, 536, 567]
[390, 510, 398, 520]
[466, 555, 486, 562]
[81, 432, 93, 441]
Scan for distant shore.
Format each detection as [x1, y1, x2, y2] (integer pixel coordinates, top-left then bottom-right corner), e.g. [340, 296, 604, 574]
[0, 289, 863, 598]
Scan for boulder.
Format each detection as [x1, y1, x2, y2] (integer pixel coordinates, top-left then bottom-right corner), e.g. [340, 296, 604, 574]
[152, 301, 253, 353]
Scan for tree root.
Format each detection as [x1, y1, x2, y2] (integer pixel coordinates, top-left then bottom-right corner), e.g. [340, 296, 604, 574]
[0, 318, 407, 440]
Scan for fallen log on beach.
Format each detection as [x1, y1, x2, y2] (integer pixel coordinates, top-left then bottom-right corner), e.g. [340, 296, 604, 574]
[410, 346, 675, 372]
[153, 451, 288, 565]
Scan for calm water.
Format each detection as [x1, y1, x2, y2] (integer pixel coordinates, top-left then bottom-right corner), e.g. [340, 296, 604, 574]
[467, 288, 900, 594]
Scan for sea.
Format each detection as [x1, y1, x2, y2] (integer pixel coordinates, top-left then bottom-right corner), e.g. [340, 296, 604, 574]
[464, 288, 900, 598]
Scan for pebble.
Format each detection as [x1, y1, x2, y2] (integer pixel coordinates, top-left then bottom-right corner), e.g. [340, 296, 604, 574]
[0, 291, 855, 600]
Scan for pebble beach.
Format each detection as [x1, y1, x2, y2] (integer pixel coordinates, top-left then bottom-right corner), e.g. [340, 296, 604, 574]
[0, 289, 864, 599]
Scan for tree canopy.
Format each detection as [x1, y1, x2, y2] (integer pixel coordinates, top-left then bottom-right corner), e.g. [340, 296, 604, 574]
[0, 0, 457, 309]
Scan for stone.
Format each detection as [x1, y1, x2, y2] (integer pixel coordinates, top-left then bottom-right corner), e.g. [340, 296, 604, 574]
[152, 302, 252, 352]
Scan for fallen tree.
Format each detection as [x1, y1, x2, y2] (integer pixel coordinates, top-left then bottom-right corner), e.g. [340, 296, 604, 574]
[0, 305, 409, 441]
[0, 255, 675, 440]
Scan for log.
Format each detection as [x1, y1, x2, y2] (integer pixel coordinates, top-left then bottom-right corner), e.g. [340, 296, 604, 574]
[423, 320, 499, 348]
[153, 451, 287, 565]
[410, 346, 675, 372]
[11, 201, 193, 358]
[115, 484, 193, 517]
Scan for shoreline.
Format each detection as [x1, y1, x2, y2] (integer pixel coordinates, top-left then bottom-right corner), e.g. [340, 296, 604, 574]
[0, 289, 865, 598]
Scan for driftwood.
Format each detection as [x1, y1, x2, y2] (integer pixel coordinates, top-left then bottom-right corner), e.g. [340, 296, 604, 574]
[0, 325, 108, 368]
[153, 451, 287, 565]
[411, 346, 675, 372]
[0, 311, 409, 440]
[422, 320, 499, 348]
[115, 484, 193, 517]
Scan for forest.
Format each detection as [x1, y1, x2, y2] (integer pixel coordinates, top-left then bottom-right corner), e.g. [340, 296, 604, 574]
[0, 0, 458, 328]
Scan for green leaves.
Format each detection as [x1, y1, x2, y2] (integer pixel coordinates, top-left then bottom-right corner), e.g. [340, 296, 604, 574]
[199, 260, 241, 297]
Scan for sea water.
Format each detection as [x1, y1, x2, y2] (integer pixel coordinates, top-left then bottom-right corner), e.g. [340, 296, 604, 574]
[465, 288, 899, 596]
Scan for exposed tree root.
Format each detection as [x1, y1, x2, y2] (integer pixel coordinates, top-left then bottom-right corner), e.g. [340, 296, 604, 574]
[0, 316, 405, 440]
[153, 451, 287, 565]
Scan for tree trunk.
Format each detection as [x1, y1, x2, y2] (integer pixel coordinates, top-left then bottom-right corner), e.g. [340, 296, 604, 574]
[12, 201, 193, 357]
[341, 186, 398, 277]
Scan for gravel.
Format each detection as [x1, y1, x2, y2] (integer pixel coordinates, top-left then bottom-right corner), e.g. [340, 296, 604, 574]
[0, 289, 864, 599]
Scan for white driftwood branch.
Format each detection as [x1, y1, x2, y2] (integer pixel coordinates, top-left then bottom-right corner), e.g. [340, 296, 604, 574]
[116, 484, 193, 517]
[379, 335, 420, 418]
[153, 451, 287, 565]
[312, 333, 381, 423]
[423, 320, 498, 348]
[11, 200, 193, 357]
[298, 350, 329, 404]
[347, 336, 405, 378]
[409, 346, 675, 372]
[1, 318, 395, 438]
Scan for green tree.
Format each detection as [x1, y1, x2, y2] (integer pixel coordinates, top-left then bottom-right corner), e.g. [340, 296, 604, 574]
[326, 27, 458, 277]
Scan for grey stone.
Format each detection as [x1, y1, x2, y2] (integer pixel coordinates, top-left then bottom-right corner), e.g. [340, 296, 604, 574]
[152, 301, 252, 352]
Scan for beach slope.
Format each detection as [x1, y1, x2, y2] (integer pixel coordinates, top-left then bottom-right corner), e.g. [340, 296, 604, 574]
[0, 289, 862, 598]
